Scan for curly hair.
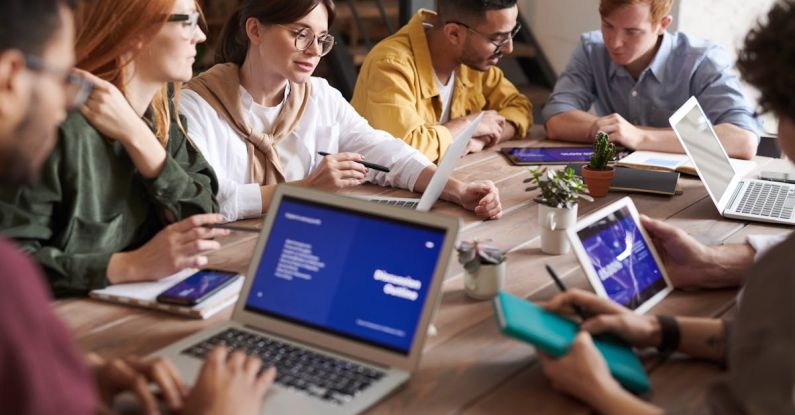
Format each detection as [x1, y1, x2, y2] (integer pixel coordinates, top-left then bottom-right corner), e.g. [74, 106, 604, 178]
[737, 0, 795, 120]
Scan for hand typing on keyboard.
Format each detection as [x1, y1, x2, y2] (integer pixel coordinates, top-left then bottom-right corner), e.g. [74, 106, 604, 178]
[181, 346, 277, 415]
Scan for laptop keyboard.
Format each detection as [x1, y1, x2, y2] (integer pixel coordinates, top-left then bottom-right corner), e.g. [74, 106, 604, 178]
[182, 328, 386, 405]
[736, 181, 795, 219]
[372, 198, 419, 208]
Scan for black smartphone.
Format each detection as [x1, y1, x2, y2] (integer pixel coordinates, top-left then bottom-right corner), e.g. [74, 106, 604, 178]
[156, 269, 238, 306]
[759, 171, 795, 184]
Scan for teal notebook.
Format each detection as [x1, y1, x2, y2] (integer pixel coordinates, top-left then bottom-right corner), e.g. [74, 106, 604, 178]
[493, 291, 651, 394]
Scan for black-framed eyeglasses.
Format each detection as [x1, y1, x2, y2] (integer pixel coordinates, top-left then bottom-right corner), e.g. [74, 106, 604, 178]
[24, 55, 93, 110]
[167, 10, 201, 35]
[448, 20, 521, 54]
[277, 25, 336, 57]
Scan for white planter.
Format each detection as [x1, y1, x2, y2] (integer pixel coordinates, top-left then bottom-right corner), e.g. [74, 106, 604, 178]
[538, 204, 578, 255]
[464, 262, 506, 300]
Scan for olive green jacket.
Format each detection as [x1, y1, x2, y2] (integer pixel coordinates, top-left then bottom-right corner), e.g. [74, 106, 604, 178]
[0, 110, 219, 297]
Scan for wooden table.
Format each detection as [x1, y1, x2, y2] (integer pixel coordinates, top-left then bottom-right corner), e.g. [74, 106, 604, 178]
[54, 127, 792, 414]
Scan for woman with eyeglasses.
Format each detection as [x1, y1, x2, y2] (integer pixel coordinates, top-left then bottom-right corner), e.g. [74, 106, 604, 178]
[180, 0, 503, 222]
[0, 0, 235, 296]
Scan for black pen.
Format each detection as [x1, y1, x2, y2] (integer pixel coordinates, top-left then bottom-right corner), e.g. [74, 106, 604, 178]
[203, 224, 260, 233]
[317, 151, 391, 173]
[544, 264, 588, 321]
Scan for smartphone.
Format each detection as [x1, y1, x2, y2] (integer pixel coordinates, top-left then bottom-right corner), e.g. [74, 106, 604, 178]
[759, 171, 795, 184]
[501, 147, 595, 165]
[156, 269, 239, 306]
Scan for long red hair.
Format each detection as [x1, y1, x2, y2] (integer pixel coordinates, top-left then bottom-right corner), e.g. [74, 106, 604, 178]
[74, 0, 190, 145]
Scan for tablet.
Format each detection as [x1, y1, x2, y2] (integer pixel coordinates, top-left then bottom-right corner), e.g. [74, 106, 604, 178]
[566, 197, 673, 314]
[501, 146, 594, 165]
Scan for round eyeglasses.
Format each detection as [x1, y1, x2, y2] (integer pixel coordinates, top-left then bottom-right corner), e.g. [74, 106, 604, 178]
[278, 25, 336, 57]
[448, 21, 522, 54]
[24, 55, 93, 110]
[167, 10, 201, 35]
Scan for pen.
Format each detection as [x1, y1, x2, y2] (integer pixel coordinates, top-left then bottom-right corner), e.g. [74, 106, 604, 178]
[544, 264, 588, 321]
[203, 224, 260, 233]
[317, 151, 391, 173]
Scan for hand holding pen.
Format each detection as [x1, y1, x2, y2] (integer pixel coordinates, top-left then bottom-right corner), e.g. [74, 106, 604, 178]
[543, 265, 655, 347]
[317, 152, 390, 173]
[300, 152, 380, 191]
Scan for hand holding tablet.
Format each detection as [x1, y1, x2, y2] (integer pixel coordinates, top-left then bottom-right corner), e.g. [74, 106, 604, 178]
[566, 197, 673, 314]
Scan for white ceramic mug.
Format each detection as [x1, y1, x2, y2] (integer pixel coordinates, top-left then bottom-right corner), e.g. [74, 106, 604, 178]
[464, 262, 506, 300]
[538, 204, 578, 255]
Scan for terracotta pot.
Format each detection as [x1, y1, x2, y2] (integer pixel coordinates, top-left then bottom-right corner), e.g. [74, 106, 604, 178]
[581, 165, 615, 197]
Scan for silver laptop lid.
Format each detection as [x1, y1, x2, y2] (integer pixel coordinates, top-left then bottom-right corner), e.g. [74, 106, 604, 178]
[232, 185, 459, 372]
[416, 112, 483, 211]
[669, 96, 739, 210]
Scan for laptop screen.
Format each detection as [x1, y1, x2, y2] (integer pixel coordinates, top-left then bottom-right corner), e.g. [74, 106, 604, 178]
[244, 196, 447, 355]
[576, 206, 668, 310]
[671, 103, 734, 199]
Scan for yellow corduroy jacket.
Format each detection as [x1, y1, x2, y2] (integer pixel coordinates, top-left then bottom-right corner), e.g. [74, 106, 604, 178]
[351, 9, 532, 163]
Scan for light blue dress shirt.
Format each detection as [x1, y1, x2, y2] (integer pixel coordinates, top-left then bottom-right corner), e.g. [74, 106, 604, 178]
[542, 31, 759, 134]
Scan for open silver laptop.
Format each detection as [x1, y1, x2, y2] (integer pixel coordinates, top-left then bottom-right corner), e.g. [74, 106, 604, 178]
[151, 185, 459, 414]
[368, 112, 483, 210]
[670, 96, 795, 225]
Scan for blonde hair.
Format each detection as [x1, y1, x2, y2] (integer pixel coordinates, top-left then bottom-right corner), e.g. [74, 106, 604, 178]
[599, 0, 673, 24]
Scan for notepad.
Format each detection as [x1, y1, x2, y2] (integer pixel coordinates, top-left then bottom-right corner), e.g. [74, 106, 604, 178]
[89, 268, 244, 319]
[493, 291, 651, 394]
[617, 150, 755, 177]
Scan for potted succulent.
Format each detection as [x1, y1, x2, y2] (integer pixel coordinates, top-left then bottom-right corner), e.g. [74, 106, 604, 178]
[581, 131, 617, 197]
[457, 240, 506, 300]
[525, 167, 593, 254]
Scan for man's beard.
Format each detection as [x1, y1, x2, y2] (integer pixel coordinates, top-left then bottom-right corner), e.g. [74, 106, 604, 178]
[0, 91, 57, 186]
[461, 40, 503, 72]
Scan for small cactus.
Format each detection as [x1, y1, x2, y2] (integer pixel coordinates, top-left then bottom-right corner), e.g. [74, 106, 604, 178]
[588, 131, 616, 170]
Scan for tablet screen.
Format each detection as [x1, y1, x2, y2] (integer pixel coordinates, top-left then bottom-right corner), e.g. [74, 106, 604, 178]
[575, 206, 668, 310]
[503, 147, 593, 163]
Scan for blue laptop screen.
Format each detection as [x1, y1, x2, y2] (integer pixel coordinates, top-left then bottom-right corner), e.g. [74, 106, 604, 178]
[576, 206, 668, 310]
[244, 196, 446, 355]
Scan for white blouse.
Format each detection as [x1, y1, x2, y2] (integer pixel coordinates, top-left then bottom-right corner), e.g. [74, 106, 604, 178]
[180, 77, 432, 221]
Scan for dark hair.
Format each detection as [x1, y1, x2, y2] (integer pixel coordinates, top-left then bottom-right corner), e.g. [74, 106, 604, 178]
[216, 0, 336, 66]
[437, 0, 517, 24]
[0, 0, 77, 55]
[737, 0, 795, 121]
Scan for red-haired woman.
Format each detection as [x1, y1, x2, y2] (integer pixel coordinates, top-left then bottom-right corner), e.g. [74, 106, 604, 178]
[1, 0, 229, 296]
[180, 0, 503, 222]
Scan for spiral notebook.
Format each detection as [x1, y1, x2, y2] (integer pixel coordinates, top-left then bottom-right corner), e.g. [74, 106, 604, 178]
[89, 268, 244, 319]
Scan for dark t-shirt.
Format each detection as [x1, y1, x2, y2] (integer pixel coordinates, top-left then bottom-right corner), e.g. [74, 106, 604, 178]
[0, 236, 96, 414]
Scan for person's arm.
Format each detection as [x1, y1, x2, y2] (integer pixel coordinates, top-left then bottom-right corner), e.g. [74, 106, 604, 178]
[142, 113, 219, 221]
[600, 122, 756, 158]
[538, 332, 663, 415]
[542, 37, 598, 142]
[412, 166, 503, 219]
[640, 215, 753, 288]
[545, 110, 600, 142]
[351, 57, 454, 163]
[0, 137, 114, 296]
[691, 45, 759, 159]
[76, 69, 168, 179]
[480, 65, 532, 141]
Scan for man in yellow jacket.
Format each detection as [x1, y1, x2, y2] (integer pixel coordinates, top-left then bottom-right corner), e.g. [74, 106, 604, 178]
[351, 0, 533, 163]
